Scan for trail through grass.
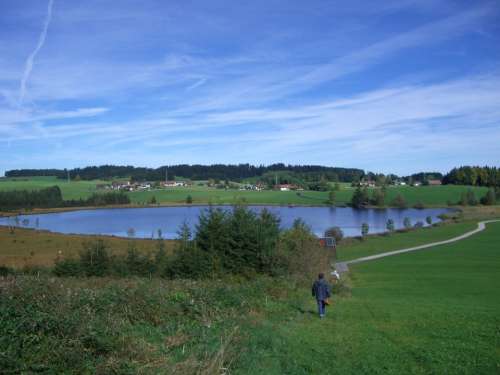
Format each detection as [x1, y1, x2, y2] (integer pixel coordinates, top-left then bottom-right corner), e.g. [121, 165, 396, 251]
[233, 221, 500, 374]
[336, 221, 476, 261]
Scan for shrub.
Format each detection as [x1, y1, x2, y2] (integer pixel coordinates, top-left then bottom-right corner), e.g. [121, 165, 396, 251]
[361, 223, 369, 237]
[413, 200, 425, 209]
[186, 195, 193, 204]
[466, 189, 478, 206]
[53, 258, 83, 277]
[79, 240, 111, 277]
[426, 216, 432, 225]
[371, 189, 385, 206]
[391, 194, 407, 208]
[351, 187, 369, 208]
[403, 217, 412, 229]
[480, 189, 496, 205]
[386, 219, 395, 233]
[125, 243, 155, 276]
[324, 226, 344, 243]
[279, 221, 331, 280]
[328, 190, 336, 205]
[0, 265, 15, 276]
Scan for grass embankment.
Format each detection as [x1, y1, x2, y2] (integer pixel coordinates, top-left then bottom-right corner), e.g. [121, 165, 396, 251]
[0, 176, 489, 207]
[0, 226, 168, 268]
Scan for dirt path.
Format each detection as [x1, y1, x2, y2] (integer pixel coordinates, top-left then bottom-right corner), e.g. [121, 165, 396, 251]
[335, 219, 500, 273]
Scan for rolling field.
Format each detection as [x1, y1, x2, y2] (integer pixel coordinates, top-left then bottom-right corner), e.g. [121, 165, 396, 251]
[0, 176, 106, 200]
[0, 176, 489, 207]
[232, 221, 500, 374]
[130, 184, 488, 207]
[1, 213, 499, 373]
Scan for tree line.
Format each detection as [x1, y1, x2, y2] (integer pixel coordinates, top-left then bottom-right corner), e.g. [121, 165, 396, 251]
[0, 186, 130, 211]
[442, 166, 499, 187]
[54, 206, 330, 279]
[5, 164, 365, 183]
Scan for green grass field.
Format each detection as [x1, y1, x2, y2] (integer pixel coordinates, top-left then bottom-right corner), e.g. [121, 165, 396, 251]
[0, 176, 106, 200]
[0, 176, 489, 207]
[131, 184, 488, 207]
[1, 219, 499, 373]
[232, 221, 500, 374]
[336, 220, 477, 261]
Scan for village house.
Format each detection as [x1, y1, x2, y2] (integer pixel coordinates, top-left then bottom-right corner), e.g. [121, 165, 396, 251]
[427, 179, 442, 186]
[162, 181, 186, 187]
[277, 184, 298, 191]
[359, 180, 376, 188]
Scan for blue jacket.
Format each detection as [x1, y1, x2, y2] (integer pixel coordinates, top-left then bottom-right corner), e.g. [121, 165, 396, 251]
[312, 279, 331, 301]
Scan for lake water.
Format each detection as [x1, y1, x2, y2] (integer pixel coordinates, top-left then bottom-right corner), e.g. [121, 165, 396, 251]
[0, 206, 453, 239]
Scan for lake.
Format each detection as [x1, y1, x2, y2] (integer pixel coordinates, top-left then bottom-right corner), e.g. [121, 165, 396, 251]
[0, 206, 454, 239]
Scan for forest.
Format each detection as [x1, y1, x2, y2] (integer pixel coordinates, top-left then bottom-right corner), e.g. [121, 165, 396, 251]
[5, 164, 365, 183]
[442, 166, 499, 187]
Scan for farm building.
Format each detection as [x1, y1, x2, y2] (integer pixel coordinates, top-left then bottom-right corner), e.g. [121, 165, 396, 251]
[427, 179, 442, 186]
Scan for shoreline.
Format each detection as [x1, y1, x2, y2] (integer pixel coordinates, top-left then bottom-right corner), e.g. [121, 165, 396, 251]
[0, 205, 458, 241]
[0, 202, 459, 218]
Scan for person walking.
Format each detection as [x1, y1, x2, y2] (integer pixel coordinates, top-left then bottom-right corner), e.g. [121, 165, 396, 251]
[312, 272, 331, 318]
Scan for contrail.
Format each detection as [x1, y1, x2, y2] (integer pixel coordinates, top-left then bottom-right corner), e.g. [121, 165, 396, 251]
[19, 0, 54, 105]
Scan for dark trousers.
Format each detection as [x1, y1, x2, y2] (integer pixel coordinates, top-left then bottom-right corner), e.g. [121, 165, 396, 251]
[317, 299, 326, 317]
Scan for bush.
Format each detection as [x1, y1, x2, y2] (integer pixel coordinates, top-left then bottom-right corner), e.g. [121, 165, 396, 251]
[125, 244, 155, 276]
[279, 220, 331, 279]
[324, 226, 344, 243]
[391, 194, 407, 208]
[351, 187, 369, 208]
[53, 258, 83, 277]
[480, 189, 496, 205]
[413, 200, 425, 209]
[0, 265, 15, 276]
[361, 223, 369, 237]
[386, 219, 395, 233]
[79, 240, 111, 277]
[403, 217, 412, 229]
[371, 189, 385, 206]
[414, 221, 424, 228]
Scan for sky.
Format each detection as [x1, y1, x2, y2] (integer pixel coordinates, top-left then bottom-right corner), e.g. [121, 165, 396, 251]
[0, 0, 499, 176]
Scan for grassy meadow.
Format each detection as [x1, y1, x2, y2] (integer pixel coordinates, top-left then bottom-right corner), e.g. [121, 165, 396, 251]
[130, 184, 489, 207]
[335, 220, 477, 262]
[0, 176, 106, 200]
[0, 176, 489, 207]
[232, 221, 500, 374]
[0, 226, 170, 268]
[1, 220, 499, 373]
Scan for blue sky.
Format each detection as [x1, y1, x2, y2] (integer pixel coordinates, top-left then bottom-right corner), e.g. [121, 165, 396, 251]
[0, 0, 499, 176]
